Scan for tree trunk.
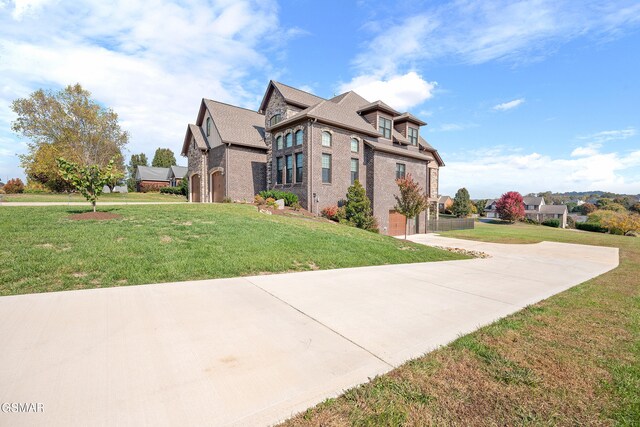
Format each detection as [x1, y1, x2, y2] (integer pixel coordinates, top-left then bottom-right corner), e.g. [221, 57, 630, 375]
[92, 201, 96, 213]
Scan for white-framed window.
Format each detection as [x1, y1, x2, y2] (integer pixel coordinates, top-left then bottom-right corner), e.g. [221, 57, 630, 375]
[408, 127, 418, 145]
[350, 138, 359, 153]
[322, 153, 331, 183]
[379, 117, 391, 139]
[322, 131, 332, 147]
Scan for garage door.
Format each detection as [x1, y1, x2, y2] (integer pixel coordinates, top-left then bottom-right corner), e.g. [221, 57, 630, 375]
[388, 211, 406, 236]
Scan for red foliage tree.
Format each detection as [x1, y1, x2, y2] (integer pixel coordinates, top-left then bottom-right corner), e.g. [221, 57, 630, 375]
[496, 191, 525, 223]
[4, 178, 25, 194]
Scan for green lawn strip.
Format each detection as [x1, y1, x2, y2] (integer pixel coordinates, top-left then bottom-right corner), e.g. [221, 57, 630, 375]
[282, 222, 639, 426]
[0, 203, 465, 296]
[2, 192, 186, 203]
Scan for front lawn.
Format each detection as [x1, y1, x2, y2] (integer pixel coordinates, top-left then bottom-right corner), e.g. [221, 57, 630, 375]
[1, 192, 186, 202]
[0, 203, 465, 296]
[283, 222, 639, 426]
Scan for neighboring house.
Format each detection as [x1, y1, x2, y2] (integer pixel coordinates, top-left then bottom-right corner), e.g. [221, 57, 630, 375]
[485, 196, 568, 227]
[568, 213, 588, 223]
[181, 80, 444, 236]
[438, 195, 452, 213]
[135, 165, 187, 191]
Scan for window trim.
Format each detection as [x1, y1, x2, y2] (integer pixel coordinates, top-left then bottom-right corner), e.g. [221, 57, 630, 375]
[321, 131, 332, 147]
[321, 153, 332, 183]
[408, 127, 418, 146]
[396, 163, 406, 180]
[350, 158, 359, 185]
[379, 117, 392, 139]
[285, 154, 293, 184]
[295, 152, 303, 183]
[295, 129, 303, 146]
[276, 157, 284, 185]
[350, 137, 359, 153]
[270, 114, 281, 126]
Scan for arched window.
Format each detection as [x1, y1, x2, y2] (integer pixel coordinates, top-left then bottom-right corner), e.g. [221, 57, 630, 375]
[295, 129, 303, 146]
[322, 131, 331, 147]
[350, 138, 359, 153]
[276, 135, 283, 150]
[270, 114, 281, 126]
[285, 133, 293, 148]
[206, 117, 211, 136]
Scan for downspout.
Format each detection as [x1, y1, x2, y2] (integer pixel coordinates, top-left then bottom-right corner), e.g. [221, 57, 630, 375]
[309, 118, 317, 213]
[225, 143, 230, 199]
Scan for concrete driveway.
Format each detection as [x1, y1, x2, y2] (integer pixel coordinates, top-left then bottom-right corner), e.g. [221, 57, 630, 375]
[0, 236, 618, 426]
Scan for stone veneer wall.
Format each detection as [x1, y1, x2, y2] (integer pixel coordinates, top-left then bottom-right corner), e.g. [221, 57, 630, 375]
[186, 139, 206, 202]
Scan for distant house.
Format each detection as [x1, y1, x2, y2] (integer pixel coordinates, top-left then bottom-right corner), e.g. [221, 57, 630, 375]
[438, 196, 453, 213]
[135, 165, 187, 191]
[485, 196, 568, 228]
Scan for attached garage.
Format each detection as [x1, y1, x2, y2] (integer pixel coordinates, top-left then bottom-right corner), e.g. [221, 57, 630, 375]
[388, 211, 406, 236]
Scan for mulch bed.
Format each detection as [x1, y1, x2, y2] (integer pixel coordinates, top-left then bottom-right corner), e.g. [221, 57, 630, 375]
[68, 212, 122, 221]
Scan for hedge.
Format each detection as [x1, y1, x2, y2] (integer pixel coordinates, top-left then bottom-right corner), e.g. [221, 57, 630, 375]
[576, 222, 607, 233]
[258, 190, 298, 206]
[541, 219, 560, 228]
[160, 186, 184, 195]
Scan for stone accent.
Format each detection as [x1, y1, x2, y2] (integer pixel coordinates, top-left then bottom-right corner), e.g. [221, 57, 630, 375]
[429, 167, 439, 199]
[186, 138, 206, 202]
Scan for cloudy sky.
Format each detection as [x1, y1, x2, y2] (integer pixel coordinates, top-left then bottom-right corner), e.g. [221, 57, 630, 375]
[1, 0, 639, 198]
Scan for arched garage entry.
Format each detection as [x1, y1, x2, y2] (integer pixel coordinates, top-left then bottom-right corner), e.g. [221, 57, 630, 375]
[210, 169, 224, 203]
[190, 174, 201, 203]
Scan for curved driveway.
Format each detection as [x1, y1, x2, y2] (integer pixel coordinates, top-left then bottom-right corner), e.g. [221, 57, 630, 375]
[0, 235, 618, 426]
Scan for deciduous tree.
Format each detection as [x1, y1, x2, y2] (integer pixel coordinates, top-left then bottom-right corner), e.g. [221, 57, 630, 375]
[11, 84, 128, 191]
[57, 157, 123, 212]
[4, 178, 25, 194]
[151, 148, 177, 168]
[496, 191, 525, 223]
[127, 153, 149, 191]
[451, 187, 472, 217]
[394, 174, 428, 239]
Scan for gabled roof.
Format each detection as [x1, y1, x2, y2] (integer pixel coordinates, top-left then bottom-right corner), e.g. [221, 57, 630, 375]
[270, 91, 380, 137]
[181, 123, 208, 156]
[170, 165, 187, 179]
[419, 136, 444, 166]
[540, 205, 568, 214]
[523, 196, 544, 206]
[136, 166, 170, 182]
[203, 99, 266, 150]
[357, 100, 401, 116]
[438, 196, 451, 203]
[395, 112, 427, 126]
[258, 80, 325, 113]
[392, 128, 409, 144]
[485, 199, 497, 209]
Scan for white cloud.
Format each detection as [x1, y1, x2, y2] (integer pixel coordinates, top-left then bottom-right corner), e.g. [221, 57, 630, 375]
[571, 143, 602, 157]
[578, 127, 637, 144]
[440, 144, 640, 198]
[338, 71, 436, 111]
[0, 0, 290, 179]
[493, 98, 525, 111]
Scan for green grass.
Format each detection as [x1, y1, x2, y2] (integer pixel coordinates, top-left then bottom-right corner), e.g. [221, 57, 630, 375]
[0, 203, 465, 296]
[282, 221, 640, 426]
[1, 192, 186, 202]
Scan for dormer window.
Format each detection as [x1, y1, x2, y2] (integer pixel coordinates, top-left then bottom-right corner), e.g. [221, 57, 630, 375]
[270, 114, 282, 126]
[379, 117, 391, 139]
[206, 117, 211, 137]
[408, 127, 418, 145]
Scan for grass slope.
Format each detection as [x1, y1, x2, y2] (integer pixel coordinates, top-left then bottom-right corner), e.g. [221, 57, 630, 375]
[0, 203, 464, 296]
[1, 192, 186, 202]
[282, 222, 639, 426]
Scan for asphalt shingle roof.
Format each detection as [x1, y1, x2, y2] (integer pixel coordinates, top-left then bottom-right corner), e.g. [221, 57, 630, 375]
[272, 81, 325, 108]
[170, 165, 187, 179]
[540, 205, 568, 214]
[523, 196, 544, 206]
[203, 100, 266, 149]
[137, 166, 170, 181]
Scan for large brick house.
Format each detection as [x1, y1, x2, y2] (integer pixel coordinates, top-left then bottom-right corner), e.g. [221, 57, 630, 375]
[181, 81, 444, 235]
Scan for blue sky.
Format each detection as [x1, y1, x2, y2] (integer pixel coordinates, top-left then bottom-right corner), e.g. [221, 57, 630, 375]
[1, 0, 639, 198]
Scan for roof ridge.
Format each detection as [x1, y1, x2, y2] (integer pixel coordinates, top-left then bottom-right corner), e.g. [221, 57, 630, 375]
[203, 98, 265, 115]
[272, 81, 325, 100]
